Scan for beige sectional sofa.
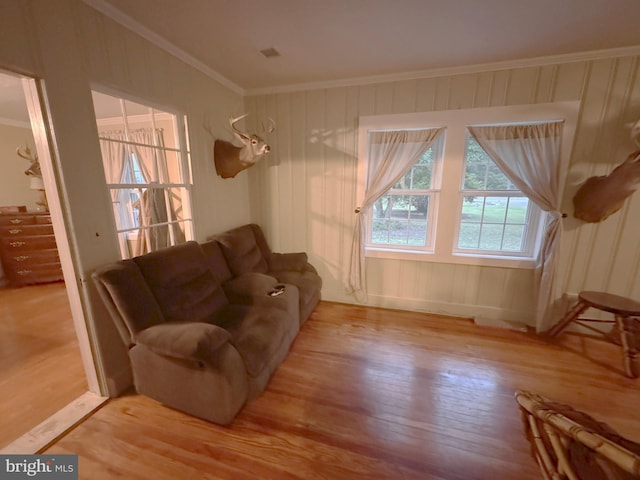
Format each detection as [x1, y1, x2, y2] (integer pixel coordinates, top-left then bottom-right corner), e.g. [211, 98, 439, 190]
[92, 224, 321, 424]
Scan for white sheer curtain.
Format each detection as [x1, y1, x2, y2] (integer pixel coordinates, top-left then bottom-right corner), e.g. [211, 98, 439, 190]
[129, 129, 173, 255]
[99, 128, 178, 256]
[99, 133, 129, 230]
[468, 121, 564, 332]
[348, 127, 445, 301]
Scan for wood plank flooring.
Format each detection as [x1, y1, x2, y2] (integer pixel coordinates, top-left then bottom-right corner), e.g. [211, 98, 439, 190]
[45, 301, 640, 479]
[0, 282, 88, 447]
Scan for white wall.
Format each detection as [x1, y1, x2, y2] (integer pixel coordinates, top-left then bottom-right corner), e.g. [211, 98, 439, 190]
[246, 55, 640, 326]
[0, 0, 249, 394]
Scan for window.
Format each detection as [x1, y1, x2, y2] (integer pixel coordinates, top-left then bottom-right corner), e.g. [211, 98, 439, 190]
[456, 134, 541, 257]
[369, 134, 443, 251]
[358, 103, 578, 268]
[92, 90, 194, 259]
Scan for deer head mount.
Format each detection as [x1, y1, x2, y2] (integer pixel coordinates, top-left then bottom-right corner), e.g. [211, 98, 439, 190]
[573, 150, 640, 222]
[573, 119, 640, 223]
[211, 114, 275, 179]
[16, 145, 41, 177]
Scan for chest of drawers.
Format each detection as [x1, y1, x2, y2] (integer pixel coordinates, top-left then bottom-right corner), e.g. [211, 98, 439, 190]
[0, 211, 63, 286]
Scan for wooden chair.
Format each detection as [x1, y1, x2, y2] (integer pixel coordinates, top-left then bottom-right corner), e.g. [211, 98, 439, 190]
[515, 390, 640, 479]
[546, 291, 640, 378]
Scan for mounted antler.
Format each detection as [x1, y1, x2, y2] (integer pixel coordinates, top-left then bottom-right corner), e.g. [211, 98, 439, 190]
[16, 145, 41, 177]
[212, 114, 276, 179]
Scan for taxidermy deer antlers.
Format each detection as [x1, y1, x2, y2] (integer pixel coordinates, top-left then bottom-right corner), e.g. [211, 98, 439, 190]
[573, 120, 640, 223]
[16, 145, 41, 177]
[209, 114, 275, 179]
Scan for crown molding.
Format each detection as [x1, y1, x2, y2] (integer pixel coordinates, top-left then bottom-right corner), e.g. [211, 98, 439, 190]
[82, 0, 245, 96]
[245, 44, 640, 96]
[0, 117, 31, 129]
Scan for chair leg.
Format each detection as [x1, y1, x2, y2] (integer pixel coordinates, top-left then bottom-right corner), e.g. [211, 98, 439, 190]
[547, 300, 589, 337]
[616, 315, 637, 379]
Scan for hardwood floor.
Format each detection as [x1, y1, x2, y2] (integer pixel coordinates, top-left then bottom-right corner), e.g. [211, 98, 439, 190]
[45, 301, 640, 480]
[0, 282, 88, 447]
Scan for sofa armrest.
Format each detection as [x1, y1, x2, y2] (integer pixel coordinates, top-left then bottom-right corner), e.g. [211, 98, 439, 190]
[135, 322, 231, 364]
[268, 252, 310, 272]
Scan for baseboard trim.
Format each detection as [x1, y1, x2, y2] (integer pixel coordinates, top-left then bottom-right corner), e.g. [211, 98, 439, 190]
[323, 289, 534, 327]
[0, 391, 108, 454]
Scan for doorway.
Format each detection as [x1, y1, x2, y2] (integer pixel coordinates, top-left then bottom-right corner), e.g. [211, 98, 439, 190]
[0, 69, 103, 451]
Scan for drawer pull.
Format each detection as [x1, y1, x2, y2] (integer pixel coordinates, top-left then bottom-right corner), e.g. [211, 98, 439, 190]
[17, 269, 33, 276]
[10, 219, 23, 224]
[14, 255, 30, 262]
[8, 228, 22, 234]
[9, 241, 26, 247]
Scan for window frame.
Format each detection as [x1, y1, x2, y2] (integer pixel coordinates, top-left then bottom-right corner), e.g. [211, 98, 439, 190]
[366, 133, 445, 253]
[92, 89, 195, 259]
[356, 102, 579, 269]
[452, 133, 544, 259]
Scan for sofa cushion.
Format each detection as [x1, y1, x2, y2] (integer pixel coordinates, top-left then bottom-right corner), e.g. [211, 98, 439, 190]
[133, 241, 229, 323]
[135, 322, 231, 363]
[93, 260, 166, 343]
[211, 304, 288, 377]
[214, 224, 269, 276]
[224, 272, 278, 296]
[268, 252, 309, 272]
[200, 239, 233, 283]
[274, 270, 322, 311]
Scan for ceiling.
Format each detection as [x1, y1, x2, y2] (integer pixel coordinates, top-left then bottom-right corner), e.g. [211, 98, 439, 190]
[2, 0, 640, 125]
[92, 0, 640, 92]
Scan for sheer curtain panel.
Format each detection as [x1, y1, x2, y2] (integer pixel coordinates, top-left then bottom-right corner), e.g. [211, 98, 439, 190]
[348, 127, 444, 301]
[468, 121, 564, 331]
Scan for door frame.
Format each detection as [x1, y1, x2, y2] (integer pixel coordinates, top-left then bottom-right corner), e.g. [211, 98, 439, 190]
[21, 75, 101, 394]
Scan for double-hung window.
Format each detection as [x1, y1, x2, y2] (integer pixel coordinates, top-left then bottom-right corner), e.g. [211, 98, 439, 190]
[455, 134, 542, 258]
[369, 133, 443, 251]
[91, 90, 195, 259]
[358, 103, 578, 268]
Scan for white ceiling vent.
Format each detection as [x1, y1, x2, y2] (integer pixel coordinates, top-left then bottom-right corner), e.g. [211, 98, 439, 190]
[260, 47, 281, 58]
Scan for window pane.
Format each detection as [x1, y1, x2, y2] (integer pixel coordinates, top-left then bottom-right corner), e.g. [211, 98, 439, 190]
[505, 197, 529, 223]
[463, 136, 518, 190]
[110, 187, 142, 231]
[478, 223, 504, 250]
[370, 194, 429, 246]
[393, 149, 433, 190]
[503, 224, 525, 251]
[458, 223, 480, 249]
[162, 150, 183, 184]
[458, 195, 529, 253]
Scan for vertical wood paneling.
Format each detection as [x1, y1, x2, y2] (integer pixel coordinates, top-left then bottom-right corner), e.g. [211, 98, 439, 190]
[553, 62, 589, 101]
[305, 90, 327, 274]
[448, 74, 477, 110]
[289, 91, 309, 252]
[415, 77, 437, 111]
[472, 72, 494, 108]
[323, 88, 348, 283]
[534, 65, 558, 103]
[392, 80, 418, 113]
[434, 77, 451, 110]
[489, 70, 510, 106]
[249, 53, 640, 325]
[505, 67, 539, 105]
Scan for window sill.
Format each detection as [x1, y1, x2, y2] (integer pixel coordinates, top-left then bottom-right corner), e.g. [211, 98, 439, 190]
[365, 247, 537, 269]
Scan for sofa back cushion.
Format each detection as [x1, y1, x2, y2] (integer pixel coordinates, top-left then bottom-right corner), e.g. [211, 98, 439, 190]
[214, 224, 269, 276]
[92, 260, 166, 346]
[200, 239, 233, 283]
[133, 241, 229, 323]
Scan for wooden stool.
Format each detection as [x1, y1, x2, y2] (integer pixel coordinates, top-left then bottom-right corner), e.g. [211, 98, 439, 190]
[547, 291, 640, 378]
